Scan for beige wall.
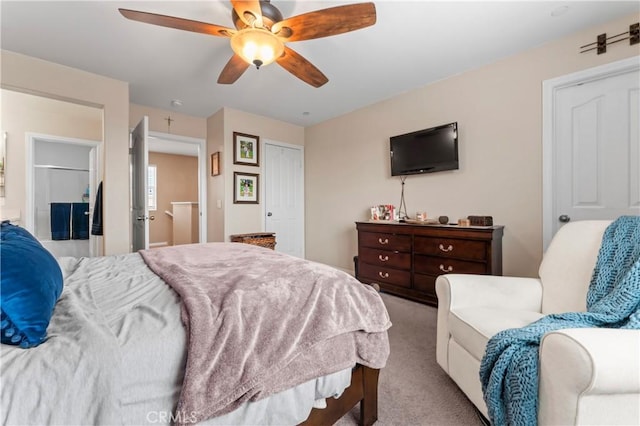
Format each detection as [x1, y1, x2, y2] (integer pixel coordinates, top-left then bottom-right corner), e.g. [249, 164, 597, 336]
[205, 107, 304, 242]
[4, 12, 636, 263]
[129, 103, 206, 138]
[206, 108, 225, 242]
[0, 89, 102, 232]
[305, 13, 640, 277]
[1, 50, 129, 255]
[148, 152, 198, 245]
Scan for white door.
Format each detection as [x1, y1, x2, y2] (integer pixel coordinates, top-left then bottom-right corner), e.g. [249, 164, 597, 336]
[544, 58, 640, 247]
[264, 142, 304, 257]
[131, 116, 149, 251]
[552, 68, 639, 238]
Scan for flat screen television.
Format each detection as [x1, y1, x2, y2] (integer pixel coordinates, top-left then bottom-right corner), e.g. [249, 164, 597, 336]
[390, 122, 458, 176]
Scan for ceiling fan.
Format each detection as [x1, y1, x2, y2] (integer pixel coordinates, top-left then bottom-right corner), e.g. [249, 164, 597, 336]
[119, 1, 377, 88]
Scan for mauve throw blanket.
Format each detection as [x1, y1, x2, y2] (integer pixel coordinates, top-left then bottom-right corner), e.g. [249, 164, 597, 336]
[139, 243, 391, 424]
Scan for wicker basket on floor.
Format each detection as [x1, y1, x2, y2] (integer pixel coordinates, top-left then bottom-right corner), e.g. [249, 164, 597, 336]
[230, 232, 276, 250]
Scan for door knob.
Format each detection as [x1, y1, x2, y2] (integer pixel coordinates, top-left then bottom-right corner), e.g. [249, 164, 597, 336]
[137, 216, 145, 221]
[558, 214, 571, 223]
[149, 216, 155, 221]
[267, 212, 273, 217]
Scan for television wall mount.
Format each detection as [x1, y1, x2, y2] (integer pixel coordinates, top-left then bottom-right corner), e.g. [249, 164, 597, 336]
[580, 22, 639, 55]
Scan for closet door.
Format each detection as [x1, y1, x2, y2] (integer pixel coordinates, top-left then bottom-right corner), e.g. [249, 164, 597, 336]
[264, 141, 304, 258]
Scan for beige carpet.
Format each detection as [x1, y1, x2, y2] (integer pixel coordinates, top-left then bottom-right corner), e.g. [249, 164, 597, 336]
[336, 292, 484, 426]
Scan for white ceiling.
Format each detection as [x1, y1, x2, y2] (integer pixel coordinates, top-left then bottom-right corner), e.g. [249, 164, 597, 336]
[2, 1, 639, 127]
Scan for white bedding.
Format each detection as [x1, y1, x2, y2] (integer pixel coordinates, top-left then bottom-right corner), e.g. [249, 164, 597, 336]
[1, 253, 351, 425]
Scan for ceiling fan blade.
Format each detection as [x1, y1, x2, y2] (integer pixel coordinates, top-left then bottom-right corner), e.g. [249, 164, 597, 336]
[119, 9, 234, 37]
[218, 54, 250, 84]
[276, 47, 328, 88]
[272, 2, 376, 42]
[230, 0, 263, 27]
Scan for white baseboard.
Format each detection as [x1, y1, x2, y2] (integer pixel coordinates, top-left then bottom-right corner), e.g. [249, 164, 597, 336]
[149, 241, 169, 248]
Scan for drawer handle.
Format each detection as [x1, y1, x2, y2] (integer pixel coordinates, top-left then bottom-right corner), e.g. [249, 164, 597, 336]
[378, 254, 389, 262]
[439, 244, 454, 252]
[378, 271, 389, 278]
[439, 264, 454, 272]
[378, 238, 389, 245]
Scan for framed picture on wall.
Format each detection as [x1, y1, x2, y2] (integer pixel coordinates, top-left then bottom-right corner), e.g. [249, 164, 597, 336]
[233, 172, 259, 204]
[211, 151, 220, 176]
[233, 132, 259, 166]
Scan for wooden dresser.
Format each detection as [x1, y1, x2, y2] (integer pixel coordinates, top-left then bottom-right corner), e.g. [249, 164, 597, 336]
[356, 221, 504, 306]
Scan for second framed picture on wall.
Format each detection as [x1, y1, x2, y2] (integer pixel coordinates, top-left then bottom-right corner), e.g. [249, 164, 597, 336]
[233, 172, 259, 204]
[211, 151, 220, 176]
[233, 132, 259, 166]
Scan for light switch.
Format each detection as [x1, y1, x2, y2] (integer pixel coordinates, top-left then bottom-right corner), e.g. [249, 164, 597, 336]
[217, 199, 222, 209]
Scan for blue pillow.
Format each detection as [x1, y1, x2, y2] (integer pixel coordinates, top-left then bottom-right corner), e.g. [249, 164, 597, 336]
[1, 222, 63, 348]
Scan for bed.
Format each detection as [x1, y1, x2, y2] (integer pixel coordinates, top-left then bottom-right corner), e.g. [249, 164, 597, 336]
[0, 222, 391, 425]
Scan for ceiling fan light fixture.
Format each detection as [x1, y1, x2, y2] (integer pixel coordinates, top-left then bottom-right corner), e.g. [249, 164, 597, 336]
[120, 1, 377, 87]
[230, 28, 284, 69]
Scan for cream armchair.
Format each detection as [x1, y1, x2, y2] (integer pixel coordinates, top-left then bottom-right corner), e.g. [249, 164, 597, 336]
[435, 220, 640, 425]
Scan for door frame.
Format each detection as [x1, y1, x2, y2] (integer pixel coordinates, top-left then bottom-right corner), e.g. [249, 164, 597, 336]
[261, 139, 305, 258]
[147, 131, 208, 243]
[25, 132, 101, 255]
[541, 55, 639, 250]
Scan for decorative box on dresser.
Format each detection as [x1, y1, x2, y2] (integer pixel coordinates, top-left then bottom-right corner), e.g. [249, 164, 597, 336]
[355, 221, 504, 306]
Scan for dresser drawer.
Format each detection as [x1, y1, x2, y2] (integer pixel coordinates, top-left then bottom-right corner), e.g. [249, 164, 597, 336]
[414, 236, 486, 260]
[359, 247, 411, 270]
[356, 221, 503, 306]
[413, 273, 436, 297]
[359, 231, 411, 252]
[414, 255, 487, 275]
[359, 263, 411, 288]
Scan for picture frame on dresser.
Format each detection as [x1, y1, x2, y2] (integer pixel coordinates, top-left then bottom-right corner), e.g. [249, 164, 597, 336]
[233, 132, 259, 166]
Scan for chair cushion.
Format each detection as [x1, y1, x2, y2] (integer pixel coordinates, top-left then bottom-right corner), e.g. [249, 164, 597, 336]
[449, 307, 544, 360]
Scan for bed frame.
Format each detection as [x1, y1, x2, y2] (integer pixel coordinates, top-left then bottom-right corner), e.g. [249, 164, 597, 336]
[300, 365, 380, 426]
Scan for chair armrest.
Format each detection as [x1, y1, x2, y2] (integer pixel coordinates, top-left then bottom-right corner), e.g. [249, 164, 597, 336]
[539, 328, 640, 425]
[435, 274, 542, 372]
[435, 274, 543, 312]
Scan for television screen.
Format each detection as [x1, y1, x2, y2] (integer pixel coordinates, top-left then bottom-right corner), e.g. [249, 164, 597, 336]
[390, 122, 458, 176]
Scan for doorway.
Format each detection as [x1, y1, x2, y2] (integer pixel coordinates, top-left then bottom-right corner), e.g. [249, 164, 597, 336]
[148, 132, 204, 247]
[263, 140, 304, 258]
[130, 116, 207, 251]
[542, 56, 640, 249]
[3, 88, 103, 256]
[26, 134, 99, 257]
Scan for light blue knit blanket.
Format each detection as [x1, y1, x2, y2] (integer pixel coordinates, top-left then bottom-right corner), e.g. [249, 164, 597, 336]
[480, 216, 640, 426]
